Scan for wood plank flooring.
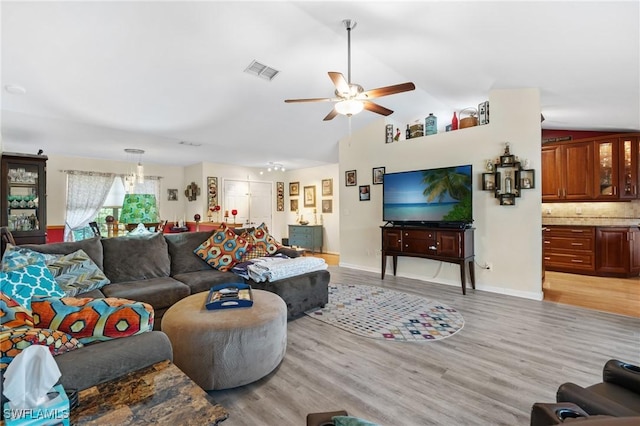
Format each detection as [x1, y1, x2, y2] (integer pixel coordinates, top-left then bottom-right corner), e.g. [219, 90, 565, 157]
[210, 266, 640, 426]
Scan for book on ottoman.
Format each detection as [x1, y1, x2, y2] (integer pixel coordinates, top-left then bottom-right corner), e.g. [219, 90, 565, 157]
[205, 283, 253, 310]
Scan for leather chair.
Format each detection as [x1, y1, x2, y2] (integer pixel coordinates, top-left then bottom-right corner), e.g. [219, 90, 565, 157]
[556, 359, 640, 417]
[306, 410, 349, 426]
[530, 402, 640, 425]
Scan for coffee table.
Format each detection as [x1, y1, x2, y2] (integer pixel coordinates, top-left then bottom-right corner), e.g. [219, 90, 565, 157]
[70, 360, 228, 425]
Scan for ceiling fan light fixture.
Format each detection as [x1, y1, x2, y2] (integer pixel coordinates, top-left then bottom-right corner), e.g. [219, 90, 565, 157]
[335, 99, 364, 116]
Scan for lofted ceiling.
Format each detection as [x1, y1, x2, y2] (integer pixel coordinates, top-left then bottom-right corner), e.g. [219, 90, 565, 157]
[1, 1, 638, 170]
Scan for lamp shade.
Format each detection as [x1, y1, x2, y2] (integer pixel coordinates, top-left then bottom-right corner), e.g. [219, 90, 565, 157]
[335, 99, 364, 116]
[119, 194, 159, 224]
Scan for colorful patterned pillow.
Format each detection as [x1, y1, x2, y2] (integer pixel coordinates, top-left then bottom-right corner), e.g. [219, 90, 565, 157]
[1, 327, 82, 372]
[250, 223, 283, 255]
[0, 261, 64, 310]
[239, 232, 270, 261]
[194, 223, 252, 271]
[1, 244, 56, 272]
[31, 296, 154, 344]
[46, 249, 110, 296]
[0, 292, 34, 330]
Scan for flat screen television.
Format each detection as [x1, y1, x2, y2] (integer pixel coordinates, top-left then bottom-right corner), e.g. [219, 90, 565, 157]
[383, 164, 473, 227]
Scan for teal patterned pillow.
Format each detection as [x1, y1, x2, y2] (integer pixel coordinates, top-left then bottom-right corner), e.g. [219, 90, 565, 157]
[332, 416, 380, 426]
[46, 249, 110, 296]
[0, 261, 64, 310]
[1, 245, 56, 272]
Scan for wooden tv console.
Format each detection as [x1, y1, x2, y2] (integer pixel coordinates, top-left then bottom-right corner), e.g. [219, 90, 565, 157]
[381, 225, 475, 295]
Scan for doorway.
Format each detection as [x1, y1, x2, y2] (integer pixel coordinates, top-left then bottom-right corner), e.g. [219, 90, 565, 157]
[223, 179, 272, 230]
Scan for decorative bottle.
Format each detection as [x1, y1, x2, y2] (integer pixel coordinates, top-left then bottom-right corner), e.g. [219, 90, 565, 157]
[451, 112, 458, 130]
[505, 171, 513, 194]
[425, 113, 437, 135]
[406, 124, 411, 140]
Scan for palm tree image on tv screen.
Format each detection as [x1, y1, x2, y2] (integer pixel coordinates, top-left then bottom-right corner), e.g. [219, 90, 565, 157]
[382, 165, 473, 225]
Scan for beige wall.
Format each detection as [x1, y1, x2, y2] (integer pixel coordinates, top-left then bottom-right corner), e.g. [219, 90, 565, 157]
[338, 88, 543, 299]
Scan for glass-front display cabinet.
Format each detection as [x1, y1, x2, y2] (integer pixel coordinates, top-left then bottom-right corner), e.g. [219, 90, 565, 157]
[1, 152, 48, 254]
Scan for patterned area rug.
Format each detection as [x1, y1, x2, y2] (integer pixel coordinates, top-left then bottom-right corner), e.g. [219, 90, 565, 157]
[306, 284, 464, 342]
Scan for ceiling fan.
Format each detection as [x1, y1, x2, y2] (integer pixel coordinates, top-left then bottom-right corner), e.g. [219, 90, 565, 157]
[284, 19, 416, 121]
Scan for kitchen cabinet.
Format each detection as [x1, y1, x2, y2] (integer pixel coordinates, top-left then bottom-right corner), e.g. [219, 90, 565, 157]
[541, 141, 594, 201]
[1, 152, 48, 255]
[593, 138, 619, 199]
[618, 135, 640, 199]
[381, 226, 475, 295]
[543, 226, 595, 274]
[595, 227, 640, 277]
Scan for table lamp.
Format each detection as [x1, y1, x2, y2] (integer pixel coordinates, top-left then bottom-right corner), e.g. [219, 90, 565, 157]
[119, 194, 159, 232]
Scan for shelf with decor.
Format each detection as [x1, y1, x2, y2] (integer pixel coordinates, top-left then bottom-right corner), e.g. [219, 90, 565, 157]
[481, 143, 535, 206]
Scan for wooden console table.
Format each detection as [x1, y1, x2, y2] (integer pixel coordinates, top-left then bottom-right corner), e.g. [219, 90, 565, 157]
[381, 225, 475, 295]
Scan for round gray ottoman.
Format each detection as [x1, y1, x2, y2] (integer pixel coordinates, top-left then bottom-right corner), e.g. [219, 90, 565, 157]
[161, 289, 287, 390]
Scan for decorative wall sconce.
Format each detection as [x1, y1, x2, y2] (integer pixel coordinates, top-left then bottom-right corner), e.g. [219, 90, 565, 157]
[185, 182, 201, 201]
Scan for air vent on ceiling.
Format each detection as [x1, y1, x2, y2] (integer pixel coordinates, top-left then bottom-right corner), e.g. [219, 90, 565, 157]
[179, 141, 202, 147]
[244, 60, 279, 81]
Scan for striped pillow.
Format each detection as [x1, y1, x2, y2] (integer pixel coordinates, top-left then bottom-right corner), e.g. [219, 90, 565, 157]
[46, 249, 110, 296]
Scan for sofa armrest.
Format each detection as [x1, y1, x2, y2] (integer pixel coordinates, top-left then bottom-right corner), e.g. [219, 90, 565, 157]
[557, 382, 639, 417]
[530, 402, 590, 426]
[603, 359, 640, 394]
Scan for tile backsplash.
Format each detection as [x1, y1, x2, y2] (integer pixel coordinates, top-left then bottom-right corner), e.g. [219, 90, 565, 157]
[542, 201, 640, 226]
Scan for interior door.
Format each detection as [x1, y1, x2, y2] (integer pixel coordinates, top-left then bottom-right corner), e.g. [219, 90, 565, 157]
[223, 180, 272, 230]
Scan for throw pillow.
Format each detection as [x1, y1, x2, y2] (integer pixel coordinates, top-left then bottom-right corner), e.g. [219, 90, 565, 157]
[332, 416, 381, 426]
[46, 249, 110, 296]
[0, 292, 34, 330]
[1, 244, 56, 272]
[0, 327, 82, 372]
[239, 232, 269, 261]
[251, 223, 283, 255]
[194, 223, 252, 271]
[0, 261, 65, 310]
[31, 296, 154, 344]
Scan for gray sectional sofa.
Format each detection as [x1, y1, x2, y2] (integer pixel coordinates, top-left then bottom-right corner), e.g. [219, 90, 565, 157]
[21, 230, 330, 391]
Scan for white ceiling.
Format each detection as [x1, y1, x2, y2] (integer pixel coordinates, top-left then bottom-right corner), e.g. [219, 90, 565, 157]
[2, 1, 639, 170]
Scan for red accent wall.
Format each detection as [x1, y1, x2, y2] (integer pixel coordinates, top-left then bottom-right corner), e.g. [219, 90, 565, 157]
[47, 226, 65, 243]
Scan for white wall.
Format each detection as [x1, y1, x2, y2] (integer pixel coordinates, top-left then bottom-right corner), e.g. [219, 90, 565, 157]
[339, 88, 543, 299]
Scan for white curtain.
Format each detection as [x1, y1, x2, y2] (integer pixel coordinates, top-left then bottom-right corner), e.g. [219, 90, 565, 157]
[64, 171, 115, 241]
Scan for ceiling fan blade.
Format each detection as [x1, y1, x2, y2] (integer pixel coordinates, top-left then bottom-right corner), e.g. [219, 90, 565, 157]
[360, 82, 416, 99]
[323, 108, 339, 121]
[363, 101, 393, 116]
[284, 97, 335, 103]
[328, 72, 350, 95]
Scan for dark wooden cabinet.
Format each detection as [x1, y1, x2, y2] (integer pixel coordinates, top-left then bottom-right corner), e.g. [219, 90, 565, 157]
[544, 225, 640, 277]
[593, 138, 620, 200]
[595, 227, 640, 277]
[1, 152, 48, 255]
[618, 135, 640, 199]
[543, 226, 595, 274]
[381, 226, 475, 294]
[541, 141, 594, 201]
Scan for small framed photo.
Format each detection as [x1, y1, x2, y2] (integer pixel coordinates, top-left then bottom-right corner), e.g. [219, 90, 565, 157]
[289, 182, 299, 196]
[322, 178, 333, 196]
[322, 199, 333, 213]
[500, 155, 516, 167]
[346, 170, 357, 186]
[290, 199, 298, 212]
[359, 185, 370, 201]
[303, 185, 316, 207]
[168, 188, 178, 201]
[372, 167, 385, 185]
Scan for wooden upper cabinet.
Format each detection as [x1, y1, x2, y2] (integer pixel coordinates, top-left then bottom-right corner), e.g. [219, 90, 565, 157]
[593, 139, 619, 200]
[618, 135, 640, 199]
[542, 141, 593, 201]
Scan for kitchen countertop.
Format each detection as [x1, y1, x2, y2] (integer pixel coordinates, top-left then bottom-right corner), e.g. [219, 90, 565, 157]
[542, 217, 640, 227]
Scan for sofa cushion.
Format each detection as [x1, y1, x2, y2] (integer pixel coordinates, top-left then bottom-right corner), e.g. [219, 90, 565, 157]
[172, 269, 247, 295]
[0, 292, 34, 329]
[165, 231, 214, 275]
[194, 223, 252, 271]
[243, 223, 283, 255]
[1, 327, 82, 372]
[46, 249, 111, 296]
[0, 261, 65, 310]
[100, 277, 190, 310]
[101, 233, 171, 283]
[32, 296, 154, 344]
[1, 244, 57, 272]
[21, 236, 104, 271]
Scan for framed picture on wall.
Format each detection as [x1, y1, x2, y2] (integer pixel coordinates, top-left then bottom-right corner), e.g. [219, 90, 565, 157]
[359, 185, 370, 201]
[322, 199, 333, 213]
[289, 182, 299, 196]
[322, 178, 333, 196]
[207, 177, 218, 209]
[290, 199, 299, 212]
[303, 185, 316, 207]
[372, 167, 385, 185]
[345, 170, 357, 186]
[167, 188, 178, 201]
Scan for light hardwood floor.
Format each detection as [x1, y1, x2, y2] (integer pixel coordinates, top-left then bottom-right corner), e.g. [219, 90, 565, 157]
[210, 266, 640, 426]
